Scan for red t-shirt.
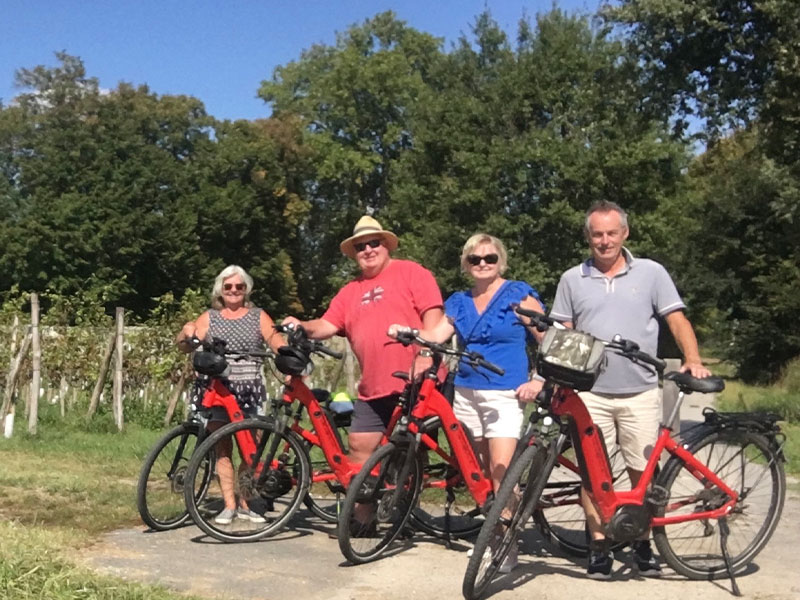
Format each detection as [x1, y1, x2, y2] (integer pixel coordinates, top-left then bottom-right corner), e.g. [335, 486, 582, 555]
[322, 259, 443, 400]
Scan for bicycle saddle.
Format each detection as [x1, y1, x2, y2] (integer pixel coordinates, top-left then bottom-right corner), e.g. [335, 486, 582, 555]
[664, 372, 724, 394]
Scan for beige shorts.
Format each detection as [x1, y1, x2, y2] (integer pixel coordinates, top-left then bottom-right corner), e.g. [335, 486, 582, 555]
[578, 388, 661, 472]
[453, 386, 524, 439]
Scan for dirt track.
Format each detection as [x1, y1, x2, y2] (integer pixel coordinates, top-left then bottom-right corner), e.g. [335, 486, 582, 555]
[80, 394, 800, 600]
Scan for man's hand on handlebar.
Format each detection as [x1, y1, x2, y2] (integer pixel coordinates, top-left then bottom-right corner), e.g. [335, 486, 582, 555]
[387, 324, 419, 340]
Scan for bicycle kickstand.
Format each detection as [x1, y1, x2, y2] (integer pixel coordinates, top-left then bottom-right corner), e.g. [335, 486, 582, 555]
[719, 517, 742, 597]
[443, 487, 455, 550]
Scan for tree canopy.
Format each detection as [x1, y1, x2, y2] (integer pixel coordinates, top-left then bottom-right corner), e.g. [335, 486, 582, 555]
[1, 5, 798, 381]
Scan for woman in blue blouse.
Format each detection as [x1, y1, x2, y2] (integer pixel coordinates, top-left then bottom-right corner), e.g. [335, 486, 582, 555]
[389, 232, 544, 492]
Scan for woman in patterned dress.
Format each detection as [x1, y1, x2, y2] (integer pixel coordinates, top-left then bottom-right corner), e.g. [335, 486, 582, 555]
[177, 265, 283, 524]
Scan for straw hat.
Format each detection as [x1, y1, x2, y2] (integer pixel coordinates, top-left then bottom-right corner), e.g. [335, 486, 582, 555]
[339, 215, 399, 258]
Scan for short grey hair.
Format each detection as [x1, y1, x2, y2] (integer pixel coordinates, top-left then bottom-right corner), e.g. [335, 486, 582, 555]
[584, 201, 629, 233]
[460, 233, 508, 275]
[211, 265, 254, 309]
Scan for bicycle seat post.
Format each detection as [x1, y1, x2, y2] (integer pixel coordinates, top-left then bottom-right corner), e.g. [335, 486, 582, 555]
[662, 388, 686, 432]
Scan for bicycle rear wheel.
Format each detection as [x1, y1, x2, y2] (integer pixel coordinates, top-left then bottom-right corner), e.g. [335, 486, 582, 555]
[136, 422, 209, 531]
[337, 441, 421, 564]
[183, 418, 310, 542]
[535, 444, 629, 557]
[463, 442, 551, 600]
[653, 428, 785, 579]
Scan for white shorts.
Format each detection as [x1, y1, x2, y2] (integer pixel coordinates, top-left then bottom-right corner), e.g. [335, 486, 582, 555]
[453, 386, 524, 439]
[579, 388, 662, 472]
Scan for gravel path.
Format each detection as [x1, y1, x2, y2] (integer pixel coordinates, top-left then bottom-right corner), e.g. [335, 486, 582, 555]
[80, 391, 799, 600]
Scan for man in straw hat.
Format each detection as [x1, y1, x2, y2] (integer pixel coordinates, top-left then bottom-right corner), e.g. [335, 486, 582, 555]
[282, 215, 443, 464]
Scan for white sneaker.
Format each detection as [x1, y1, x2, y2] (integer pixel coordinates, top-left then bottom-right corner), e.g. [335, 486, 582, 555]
[214, 508, 236, 525]
[499, 550, 519, 574]
[237, 508, 266, 523]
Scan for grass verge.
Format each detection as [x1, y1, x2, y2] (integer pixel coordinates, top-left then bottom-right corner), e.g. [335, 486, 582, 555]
[0, 419, 206, 599]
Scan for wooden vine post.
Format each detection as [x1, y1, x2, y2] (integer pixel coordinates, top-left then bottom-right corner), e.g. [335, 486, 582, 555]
[28, 293, 41, 435]
[2, 323, 32, 439]
[87, 331, 117, 419]
[112, 307, 124, 431]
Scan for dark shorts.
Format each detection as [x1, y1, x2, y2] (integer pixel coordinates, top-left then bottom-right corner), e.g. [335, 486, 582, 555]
[207, 404, 258, 424]
[349, 394, 401, 433]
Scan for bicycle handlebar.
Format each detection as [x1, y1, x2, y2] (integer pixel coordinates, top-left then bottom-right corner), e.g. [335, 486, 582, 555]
[513, 306, 667, 373]
[189, 336, 275, 360]
[272, 323, 344, 360]
[393, 330, 505, 376]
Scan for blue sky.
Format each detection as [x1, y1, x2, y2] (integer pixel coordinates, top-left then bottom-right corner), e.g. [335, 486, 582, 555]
[2, 0, 601, 122]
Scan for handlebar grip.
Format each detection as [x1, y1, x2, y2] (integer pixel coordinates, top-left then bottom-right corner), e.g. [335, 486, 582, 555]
[630, 350, 666, 372]
[478, 359, 505, 376]
[317, 345, 344, 360]
[395, 330, 416, 346]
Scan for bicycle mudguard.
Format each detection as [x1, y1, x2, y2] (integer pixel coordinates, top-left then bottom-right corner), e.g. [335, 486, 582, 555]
[701, 408, 786, 459]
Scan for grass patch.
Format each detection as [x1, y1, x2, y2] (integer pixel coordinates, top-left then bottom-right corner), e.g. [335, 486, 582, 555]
[0, 521, 204, 600]
[0, 422, 202, 599]
[717, 380, 800, 476]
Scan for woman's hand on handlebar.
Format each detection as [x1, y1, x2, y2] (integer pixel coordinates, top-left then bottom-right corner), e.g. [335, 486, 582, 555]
[515, 378, 544, 403]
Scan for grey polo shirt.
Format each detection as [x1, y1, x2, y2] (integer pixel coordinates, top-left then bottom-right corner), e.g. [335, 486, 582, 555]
[550, 248, 685, 394]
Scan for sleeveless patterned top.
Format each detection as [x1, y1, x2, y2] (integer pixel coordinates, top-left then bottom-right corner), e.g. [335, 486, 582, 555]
[190, 307, 267, 413]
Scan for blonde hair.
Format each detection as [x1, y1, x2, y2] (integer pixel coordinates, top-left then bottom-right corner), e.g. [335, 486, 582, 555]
[211, 265, 254, 309]
[460, 233, 508, 275]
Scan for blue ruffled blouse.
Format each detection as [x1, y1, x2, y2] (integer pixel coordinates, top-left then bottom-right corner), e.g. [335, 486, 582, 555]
[445, 280, 542, 390]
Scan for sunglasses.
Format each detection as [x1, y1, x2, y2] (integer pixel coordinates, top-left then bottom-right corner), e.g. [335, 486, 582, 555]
[223, 283, 247, 292]
[354, 238, 382, 252]
[467, 253, 499, 266]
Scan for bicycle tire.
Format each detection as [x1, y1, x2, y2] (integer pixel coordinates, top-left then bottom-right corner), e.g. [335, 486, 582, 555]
[337, 441, 422, 564]
[183, 418, 310, 542]
[462, 442, 551, 600]
[136, 422, 210, 531]
[653, 428, 785, 579]
[303, 469, 343, 524]
[534, 444, 629, 557]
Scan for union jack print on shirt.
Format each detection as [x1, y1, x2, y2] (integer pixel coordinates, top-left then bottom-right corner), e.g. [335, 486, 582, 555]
[361, 286, 384, 305]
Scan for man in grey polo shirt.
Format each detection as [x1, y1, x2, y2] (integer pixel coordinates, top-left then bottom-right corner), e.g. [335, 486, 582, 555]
[550, 200, 710, 580]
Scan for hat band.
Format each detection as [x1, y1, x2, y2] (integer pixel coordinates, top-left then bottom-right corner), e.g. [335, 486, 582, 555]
[352, 226, 383, 237]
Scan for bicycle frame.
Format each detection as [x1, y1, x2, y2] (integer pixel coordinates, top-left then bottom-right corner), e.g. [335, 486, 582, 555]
[550, 385, 739, 527]
[198, 378, 263, 467]
[278, 375, 404, 489]
[403, 374, 494, 508]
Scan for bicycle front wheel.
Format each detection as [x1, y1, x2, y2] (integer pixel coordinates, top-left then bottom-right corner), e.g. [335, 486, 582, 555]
[463, 442, 551, 600]
[337, 442, 422, 564]
[653, 428, 785, 579]
[136, 422, 207, 531]
[183, 419, 310, 542]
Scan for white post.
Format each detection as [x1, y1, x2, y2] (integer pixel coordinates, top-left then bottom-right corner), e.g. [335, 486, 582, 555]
[113, 307, 125, 431]
[28, 293, 41, 435]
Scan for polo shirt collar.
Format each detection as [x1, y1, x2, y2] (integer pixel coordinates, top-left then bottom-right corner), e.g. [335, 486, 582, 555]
[580, 247, 636, 278]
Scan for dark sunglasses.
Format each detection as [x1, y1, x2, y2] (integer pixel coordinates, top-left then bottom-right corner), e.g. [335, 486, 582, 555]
[467, 253, 499, 266]
[354, 238, 382, 252]
[223, 283, 247, 291]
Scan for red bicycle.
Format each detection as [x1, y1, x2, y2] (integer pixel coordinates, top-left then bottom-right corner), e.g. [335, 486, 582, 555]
[336, 330, 508, 563]
[136, 337, 273, 532]
[463, 309, 786, 599]
[182, 325, 416, 541]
